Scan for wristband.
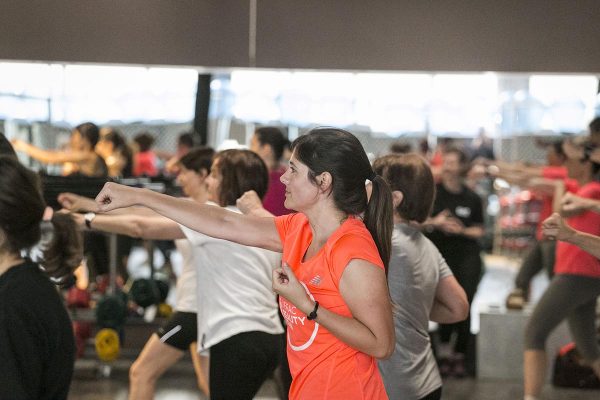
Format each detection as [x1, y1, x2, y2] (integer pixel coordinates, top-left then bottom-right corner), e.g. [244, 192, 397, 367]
[307, 301, 319, 321]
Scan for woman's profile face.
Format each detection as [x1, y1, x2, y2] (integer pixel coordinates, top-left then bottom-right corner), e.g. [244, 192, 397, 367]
[177, 166, 205, 198]
[562, 140, 587, 180]
[280, 152, 319, 211]
[95, 138, 113, 157]
[441, 152, 462, 179]
[70, 129, 83, 150]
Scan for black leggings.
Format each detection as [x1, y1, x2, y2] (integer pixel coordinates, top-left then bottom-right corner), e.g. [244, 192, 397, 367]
[515, 239, 555, 293]
[209, 331, 283, 400]
[525, 274, 600, 362]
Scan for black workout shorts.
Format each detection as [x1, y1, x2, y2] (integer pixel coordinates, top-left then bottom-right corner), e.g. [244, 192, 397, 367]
[156, 311, 197, 351]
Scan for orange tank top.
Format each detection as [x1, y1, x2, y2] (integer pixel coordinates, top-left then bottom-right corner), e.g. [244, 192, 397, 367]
[274, 213, 389, 400]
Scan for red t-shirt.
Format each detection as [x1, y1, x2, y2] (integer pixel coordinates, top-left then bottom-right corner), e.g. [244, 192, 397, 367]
[536, 166, 579, 239]
[554, 181, 600, 277]
[263, 166, 291, 216]
[133, 151, 158, 177]
[274, 213, 388, 400]
[430, 150, 443, 167]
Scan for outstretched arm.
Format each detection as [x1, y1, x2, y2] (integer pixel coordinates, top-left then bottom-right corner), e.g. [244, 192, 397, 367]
[95, 182, 282, 252]
[11, 139, 89, 164]
[59, 192, 158, 216]
[71, 212, 185, 240]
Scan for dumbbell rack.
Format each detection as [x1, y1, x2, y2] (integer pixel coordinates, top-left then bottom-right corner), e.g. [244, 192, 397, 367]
[69, 232, 120, 378]
[70, 178, 175, 377]
[71, 233, 169, 378]
[100, 233, 119, 378]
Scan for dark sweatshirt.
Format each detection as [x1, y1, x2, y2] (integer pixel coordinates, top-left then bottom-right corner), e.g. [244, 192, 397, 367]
[0, 260, 74, 400]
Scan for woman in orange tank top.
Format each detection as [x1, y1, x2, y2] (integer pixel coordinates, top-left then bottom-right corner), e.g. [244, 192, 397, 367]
[93, 127, 396, 400]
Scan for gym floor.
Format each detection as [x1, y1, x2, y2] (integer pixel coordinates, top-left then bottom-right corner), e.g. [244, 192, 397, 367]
[68, 252, 599, 399]
[68, 356, 599, 400]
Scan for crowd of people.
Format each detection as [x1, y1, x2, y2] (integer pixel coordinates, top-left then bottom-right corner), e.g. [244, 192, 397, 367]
[11, 123, 194, 180]
[0, 117, 599, 400]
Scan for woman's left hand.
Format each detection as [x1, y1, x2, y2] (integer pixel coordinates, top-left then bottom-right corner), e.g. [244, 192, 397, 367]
[236, 190, 264, 215]
[272, 263, 313, 313]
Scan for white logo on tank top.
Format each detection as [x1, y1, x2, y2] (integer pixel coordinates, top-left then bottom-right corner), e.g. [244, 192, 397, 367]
[282, 282, 319, 352]
[309, 275, 322, 286]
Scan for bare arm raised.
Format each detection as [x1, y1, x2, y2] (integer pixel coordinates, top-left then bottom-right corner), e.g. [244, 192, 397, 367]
[59, 192, 159, 216]
[11, 139, 90, 164]
[71, 212, 186, 240]
[95, 182, 283, 252]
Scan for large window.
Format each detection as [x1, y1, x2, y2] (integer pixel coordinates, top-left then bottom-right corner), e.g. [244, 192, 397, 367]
[529, 75, 598, 133]
[226, 70, 597, 137]
[0, 62, 198, 124]
[1, 61, 598, 137]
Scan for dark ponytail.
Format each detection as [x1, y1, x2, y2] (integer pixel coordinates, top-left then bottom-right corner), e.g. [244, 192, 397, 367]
[363, 175, 393, 272]
[0, 156, 82, 283]
[292, 128, 393, 272]
[42, 213, 82, 283]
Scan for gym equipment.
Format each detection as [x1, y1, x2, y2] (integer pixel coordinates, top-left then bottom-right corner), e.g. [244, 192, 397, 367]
[94, 274, 125, 294]
[95, 294, 127, 329]
[552, 342, 600, 388]
[158, 303, 173, 318]
[129, 278, 160, 308]
[115, 289, 129, 306]
[66, 287, 91, 308]
[72, 321, 92, 358]
[95, 328, 120, 362]
[154, 279, 170, 303]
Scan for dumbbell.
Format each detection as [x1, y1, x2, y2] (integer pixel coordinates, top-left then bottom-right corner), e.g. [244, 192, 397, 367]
[129, 278, 161, 308]
[66, 287, 91, 308]
[72, 321, 92, 358]
[95, 293, 127, 330]
[95, 328, 120, 362]
[154, 279, 170, 303]
[158, 303, 173, 318]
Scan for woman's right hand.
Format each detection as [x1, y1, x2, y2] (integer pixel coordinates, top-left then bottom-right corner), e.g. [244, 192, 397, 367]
[95, 182, 142, 213]
[561, 192, 593, 214]
[272, 263, 313, 314]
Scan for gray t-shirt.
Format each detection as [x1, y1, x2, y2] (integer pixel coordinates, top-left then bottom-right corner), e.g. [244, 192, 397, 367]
[378, 223, 453, 400]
